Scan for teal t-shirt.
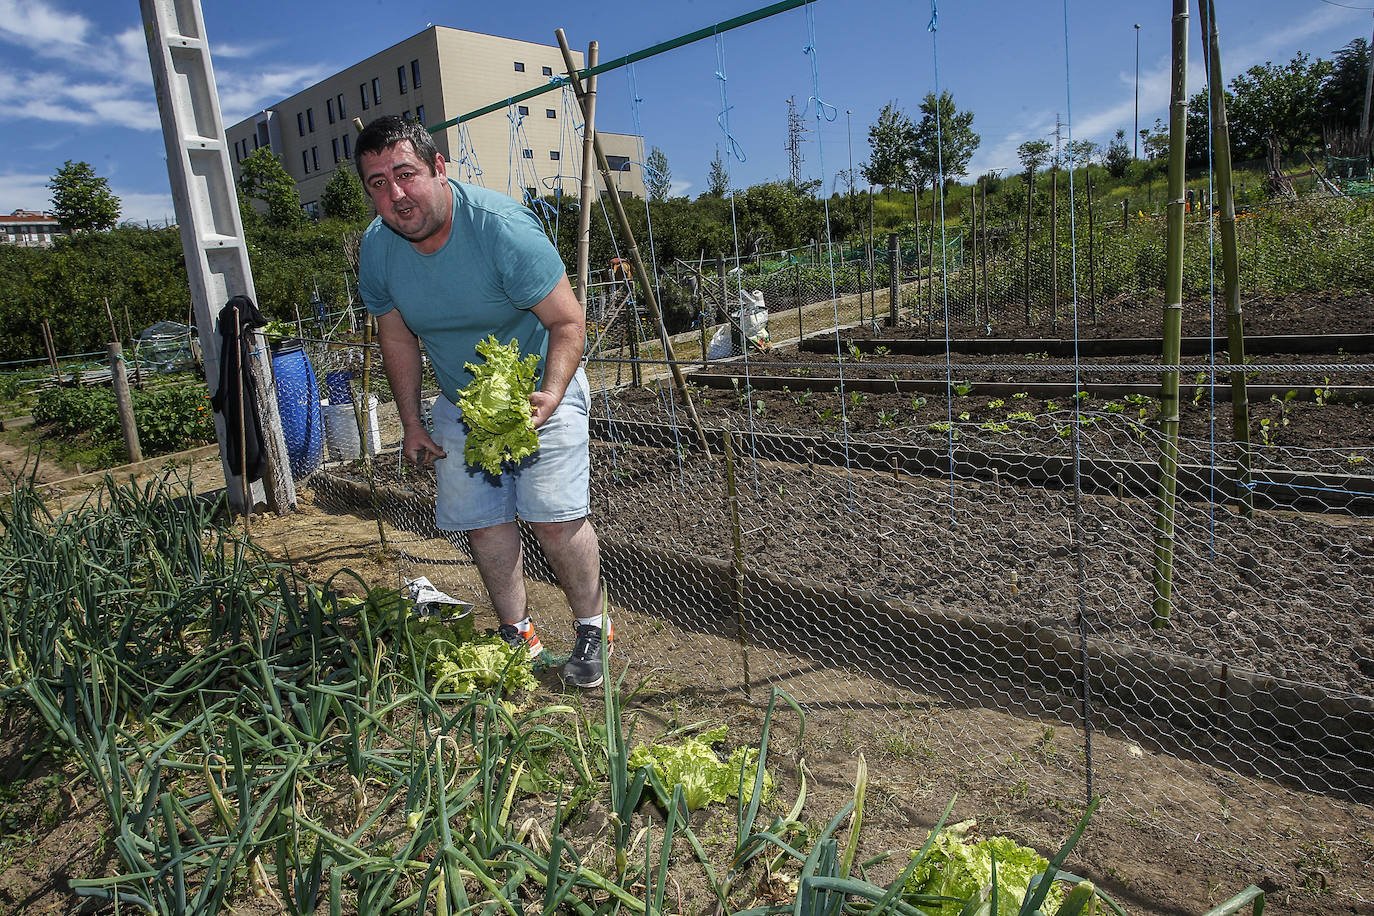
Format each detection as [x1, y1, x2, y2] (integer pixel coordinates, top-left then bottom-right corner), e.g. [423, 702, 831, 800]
[359, 179, 567, 403]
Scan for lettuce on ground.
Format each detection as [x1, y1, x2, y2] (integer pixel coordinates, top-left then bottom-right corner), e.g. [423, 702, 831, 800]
[904, 821, 1065, 916]
[457, 335, 540, 475]
[628, 726, 773, 811]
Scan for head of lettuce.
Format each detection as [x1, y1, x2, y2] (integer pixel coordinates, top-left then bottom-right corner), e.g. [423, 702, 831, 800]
[457, 335, 541, 475]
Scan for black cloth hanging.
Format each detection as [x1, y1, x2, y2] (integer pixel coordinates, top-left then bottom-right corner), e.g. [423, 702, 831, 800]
[209, 294, 268, 482]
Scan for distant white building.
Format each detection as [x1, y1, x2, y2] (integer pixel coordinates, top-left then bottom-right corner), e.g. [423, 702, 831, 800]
[225, 25, 644, 218]
[0, 209, 65, 247]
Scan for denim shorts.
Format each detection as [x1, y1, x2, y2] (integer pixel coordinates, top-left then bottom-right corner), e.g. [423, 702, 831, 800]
[430, 367, 591, 531]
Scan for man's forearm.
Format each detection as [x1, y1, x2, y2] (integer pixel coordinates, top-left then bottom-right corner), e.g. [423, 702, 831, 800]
[540, 321, 585, 403]
[378, 325, 426, 432]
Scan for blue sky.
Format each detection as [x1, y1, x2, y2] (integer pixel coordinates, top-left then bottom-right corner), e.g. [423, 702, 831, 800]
[1, 0, 1370, 224]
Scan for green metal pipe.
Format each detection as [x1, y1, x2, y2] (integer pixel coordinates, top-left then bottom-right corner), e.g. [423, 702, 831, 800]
[428, 0, 812, 133]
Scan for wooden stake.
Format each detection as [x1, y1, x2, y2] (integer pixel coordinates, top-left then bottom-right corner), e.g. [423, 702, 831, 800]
[109, 342, 142, 464]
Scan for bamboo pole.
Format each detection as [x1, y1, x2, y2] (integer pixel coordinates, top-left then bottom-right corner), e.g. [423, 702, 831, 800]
[572, 39, 598, 307]
[981, 179, 989, 326]
[1152, 0, 1190, 629]
[555, 30, 712, 458]
[358, 314, 387, 549]
[1202, 0, 1252, 517]
[1024, 169, 1034, 325]
[1050, 169, 1059, 325]
[1085, 167, 1097, 323]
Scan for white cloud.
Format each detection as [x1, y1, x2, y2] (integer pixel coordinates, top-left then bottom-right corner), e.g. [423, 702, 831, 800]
[218, 65, 334, 125]
[669, 179, 693, 197]
[0, 170, 53, 211]
[0, 0, 89, 50]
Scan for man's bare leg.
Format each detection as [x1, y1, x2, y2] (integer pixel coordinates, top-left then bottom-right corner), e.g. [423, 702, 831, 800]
[529, 517, 603, 619]
[466, 522, 528, 626]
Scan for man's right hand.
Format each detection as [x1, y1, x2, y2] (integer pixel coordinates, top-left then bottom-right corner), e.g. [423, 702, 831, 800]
[402, 427, 447, 468]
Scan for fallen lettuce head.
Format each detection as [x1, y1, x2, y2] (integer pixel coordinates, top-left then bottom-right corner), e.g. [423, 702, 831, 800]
[627, 725, 773, 811]
[457, 335, 541, 475]
[904, 821, 1065, 916]
[430, 637, 537, 695]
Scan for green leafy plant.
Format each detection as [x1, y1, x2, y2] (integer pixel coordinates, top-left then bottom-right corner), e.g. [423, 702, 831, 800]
[457, 335, 541, 475]
[987, 398, 1006, 409]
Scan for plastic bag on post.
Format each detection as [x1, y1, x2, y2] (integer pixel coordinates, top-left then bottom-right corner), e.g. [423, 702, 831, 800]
[707, 289, 770, 358]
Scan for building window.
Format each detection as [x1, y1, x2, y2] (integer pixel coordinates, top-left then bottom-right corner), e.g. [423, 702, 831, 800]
[302, 150, 310, 173]
[311, 147, 319, 171]
[542, 66, 553, 76]
[332, 138, 340, 163]
[518, 105, 529, 116]
[327, 98, 335, 123]
[398, 65, 407, 93]
[525, 187, 537, 199]
[297, 112, 305, 136]
[546, 108, 556, 119]
[372, 78, 381, 104]
[606, 155, 631, 171]
[411, 59, 421, 88]
[337, 93, 345, 118]
[550, 151, 560, 160]
[513, 61, 525, 72]
[343, 134, 351, 159]
[522, 148, 533, 159]
[360, 84, 369, 110]
[402, 110, 410, 121]
[307, 107, 315, 132]
[415, 105, 425, 125]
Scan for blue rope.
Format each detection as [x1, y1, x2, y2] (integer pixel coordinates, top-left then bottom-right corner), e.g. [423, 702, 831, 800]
[627, 63, 686, 490]
[804, 0, 855, 509]
[929, 1, 957, 523]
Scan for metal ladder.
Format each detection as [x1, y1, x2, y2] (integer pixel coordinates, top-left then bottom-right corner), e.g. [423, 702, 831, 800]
[140, 0, 295, 514]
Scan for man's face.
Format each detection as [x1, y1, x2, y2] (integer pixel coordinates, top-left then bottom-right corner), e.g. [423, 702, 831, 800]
[359, 140, 451, 251]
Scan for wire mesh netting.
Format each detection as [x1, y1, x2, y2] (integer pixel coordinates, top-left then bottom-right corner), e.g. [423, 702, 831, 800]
[270, 275, 1374, 905]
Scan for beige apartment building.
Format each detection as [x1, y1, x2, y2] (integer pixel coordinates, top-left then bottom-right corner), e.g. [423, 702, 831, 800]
[226, 26, 644, 218]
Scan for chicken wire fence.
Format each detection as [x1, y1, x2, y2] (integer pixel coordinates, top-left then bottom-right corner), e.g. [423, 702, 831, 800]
[578, 192, 1374, 365]
[268, 322, 1374, 904]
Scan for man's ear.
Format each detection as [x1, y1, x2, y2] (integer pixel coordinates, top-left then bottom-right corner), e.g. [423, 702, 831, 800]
[434, 153, 448, 178]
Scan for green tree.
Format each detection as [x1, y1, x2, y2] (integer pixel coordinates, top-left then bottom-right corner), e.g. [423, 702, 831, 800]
[913, 91, 980, 187]
[1104, 129, 1132, 178]
[1227, 52, 1332, 159]
[861, 101, 917, 194]
[1320, 37, 1371, 134]
[705, 147, 730, 198]
[238, 148, 306, 228]
[645, 146, 672, 201]
[320, 166, 369, 222]
[47, 160, 121, 233]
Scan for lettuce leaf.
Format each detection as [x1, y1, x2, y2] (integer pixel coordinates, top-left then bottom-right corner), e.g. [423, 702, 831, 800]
[627, 726, 773, 811]
[457, 335, 541, 475]
[904, 821, 1065, 916]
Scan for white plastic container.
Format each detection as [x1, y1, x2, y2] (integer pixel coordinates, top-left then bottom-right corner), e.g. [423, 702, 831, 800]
[321, 396, 380, 460]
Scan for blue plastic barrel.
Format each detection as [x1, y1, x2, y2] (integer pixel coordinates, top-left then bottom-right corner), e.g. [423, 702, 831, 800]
[325, 371, 354, 404]
[271, 342, 324, 478]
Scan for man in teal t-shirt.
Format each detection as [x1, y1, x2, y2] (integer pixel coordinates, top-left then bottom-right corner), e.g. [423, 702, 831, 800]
[356, 116, 610, 688]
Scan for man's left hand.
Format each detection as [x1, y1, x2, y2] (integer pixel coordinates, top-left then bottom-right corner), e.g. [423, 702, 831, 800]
[529, 390, 562, 428]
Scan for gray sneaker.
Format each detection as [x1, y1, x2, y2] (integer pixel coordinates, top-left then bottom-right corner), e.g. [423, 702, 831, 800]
[561, 622, 613, 688]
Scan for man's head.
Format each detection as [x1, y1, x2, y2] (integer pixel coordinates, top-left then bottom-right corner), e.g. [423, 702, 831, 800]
[355, 116, 439, 178]
[355, 116, 452, 251]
